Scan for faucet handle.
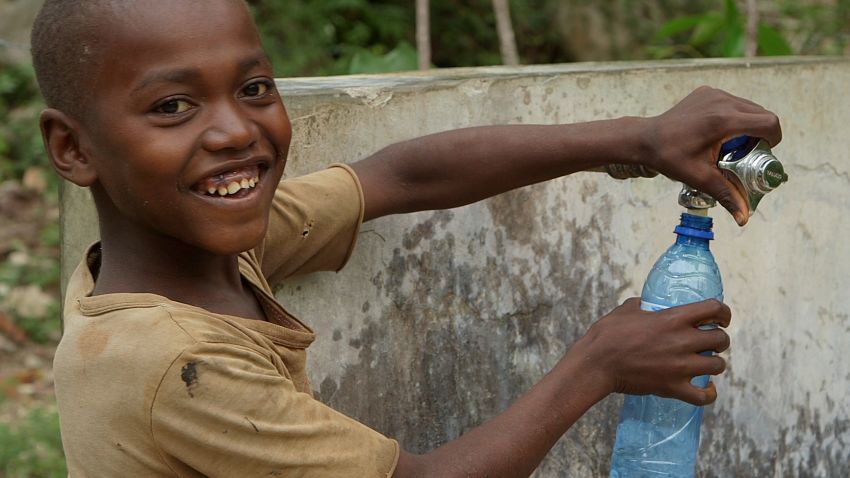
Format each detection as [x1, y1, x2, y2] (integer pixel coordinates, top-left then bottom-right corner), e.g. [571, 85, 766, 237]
[598, 163, 659, 179]
[718, 138, 789, 214]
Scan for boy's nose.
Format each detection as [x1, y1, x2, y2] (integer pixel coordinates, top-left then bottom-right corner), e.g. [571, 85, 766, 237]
[201, 101, 258, 152]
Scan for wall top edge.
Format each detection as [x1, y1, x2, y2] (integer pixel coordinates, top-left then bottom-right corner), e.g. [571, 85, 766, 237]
[274, 56, 846, 97]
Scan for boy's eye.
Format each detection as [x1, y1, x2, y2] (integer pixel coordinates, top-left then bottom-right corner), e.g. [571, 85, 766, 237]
[155, 99, 193, 115]
[241, 81, 270, 98]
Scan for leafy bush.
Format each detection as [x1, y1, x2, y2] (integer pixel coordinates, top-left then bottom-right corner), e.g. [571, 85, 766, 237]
[0, 246, 61, 344]
[647, 0, 792, 58]
[0, 60, 46, 183]
[248, 0, 569, 76]
[646, 0, 849, 59]
[248, 0, 418, 77]
[778, 0, 850, 55]
[0, 57, 60, 345]
[0, 407, 66, 478]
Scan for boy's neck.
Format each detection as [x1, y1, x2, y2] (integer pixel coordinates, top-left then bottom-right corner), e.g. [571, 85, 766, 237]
[86, 186, 269, 321]
[92, 218, 249, 311]
[93, 234, 268, 321]
[93, 234, 243, 297]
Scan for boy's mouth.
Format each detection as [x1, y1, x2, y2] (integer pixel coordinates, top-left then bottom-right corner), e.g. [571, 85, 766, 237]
[192, 164, 265, 198]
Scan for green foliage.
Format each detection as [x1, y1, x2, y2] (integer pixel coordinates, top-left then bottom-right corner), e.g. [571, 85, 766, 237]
[12, 301, 62, 344]
[778, 0, 850, 55]
[758, 23, 793, 56]
[0, 407, 67, 478]
[349, 41, 418, 74]
[248, 0, 418, 77]
[648, 0, 794, 59]
[0, 60, 47, 184]
[0, 58, 61, 344]
[0, 244, 62, 343]
[248, 0, 569, 77]
[0, 249, 59, 291]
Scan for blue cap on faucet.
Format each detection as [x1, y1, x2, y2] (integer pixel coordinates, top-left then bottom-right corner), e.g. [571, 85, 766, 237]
[720, 135, 757, 161]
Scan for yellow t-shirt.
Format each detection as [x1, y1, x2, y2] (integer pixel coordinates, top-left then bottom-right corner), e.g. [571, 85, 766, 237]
[55, 165, 399, 477]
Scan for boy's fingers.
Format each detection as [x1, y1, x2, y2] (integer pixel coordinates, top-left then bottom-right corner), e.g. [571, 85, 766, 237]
[693, 305, 732, 329]
[690, 328, 731, 354]
[724, 111, 783, 148]
[695, 87, 781, 146]
[685, 354, 727, 376]
[689, 166, 750, 226]
[671, 381, 718, 406]
[663, 300, 731, 328]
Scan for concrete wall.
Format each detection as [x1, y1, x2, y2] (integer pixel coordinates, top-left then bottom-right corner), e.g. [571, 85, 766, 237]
[61, 58, 850, 477]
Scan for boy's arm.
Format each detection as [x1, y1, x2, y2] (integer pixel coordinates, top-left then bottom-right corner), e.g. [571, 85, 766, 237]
[393, 299, 732, 478]
[352, 86, 782, 227]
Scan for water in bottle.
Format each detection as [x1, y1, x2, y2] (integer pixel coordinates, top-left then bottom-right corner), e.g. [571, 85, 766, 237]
[609, 212, 723, 478]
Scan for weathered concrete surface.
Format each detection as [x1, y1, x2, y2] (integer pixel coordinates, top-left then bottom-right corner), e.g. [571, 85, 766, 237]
[61, 58, 850, 476]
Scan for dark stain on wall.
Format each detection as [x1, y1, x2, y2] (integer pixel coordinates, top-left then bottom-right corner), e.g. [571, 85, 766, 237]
[315, 182, 634, 473]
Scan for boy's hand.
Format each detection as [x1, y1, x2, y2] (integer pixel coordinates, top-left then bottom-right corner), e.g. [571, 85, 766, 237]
[645, 86, 783, 226]
[574, 297, 731, 406]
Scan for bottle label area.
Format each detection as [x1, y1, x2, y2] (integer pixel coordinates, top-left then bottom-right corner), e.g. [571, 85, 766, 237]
[642, 300, 719, 331]
[640, 300, 668, 312]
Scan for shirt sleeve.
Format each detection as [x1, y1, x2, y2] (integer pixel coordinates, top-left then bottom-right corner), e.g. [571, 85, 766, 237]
[150, 341, 399, 478]
[253, 164, 365, 286]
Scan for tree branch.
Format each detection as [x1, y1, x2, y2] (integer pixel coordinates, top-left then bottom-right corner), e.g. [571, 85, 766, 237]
[492, 0, 520, 66]
[416, 0, 431, 70]
[745, 0, 758, 58]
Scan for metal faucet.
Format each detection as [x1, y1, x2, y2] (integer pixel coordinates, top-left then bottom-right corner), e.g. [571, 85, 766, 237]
[593, 136, 789, 215]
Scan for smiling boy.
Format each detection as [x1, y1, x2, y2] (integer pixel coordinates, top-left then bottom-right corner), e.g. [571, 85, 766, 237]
[32, 1, 782, 477]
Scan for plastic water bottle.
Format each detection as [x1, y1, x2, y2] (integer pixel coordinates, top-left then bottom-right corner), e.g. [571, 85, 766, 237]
[609, 212, 723, 477]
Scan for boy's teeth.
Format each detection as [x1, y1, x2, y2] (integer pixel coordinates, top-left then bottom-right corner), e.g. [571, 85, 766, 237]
[201, 174, 261, 197]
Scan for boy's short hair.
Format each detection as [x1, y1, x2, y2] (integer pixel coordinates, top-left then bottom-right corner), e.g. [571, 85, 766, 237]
[30, 0, 120, 121]
[31, 0, 251, 122]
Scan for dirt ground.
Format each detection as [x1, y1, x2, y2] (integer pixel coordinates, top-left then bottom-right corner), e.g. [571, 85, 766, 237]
[0, 174, 60, 426]
[0, 343, 56, 424]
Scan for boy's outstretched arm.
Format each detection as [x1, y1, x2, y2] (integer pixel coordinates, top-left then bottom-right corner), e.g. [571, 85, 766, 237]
[392, 299, 732, 478]
[352, 86, 782, 226]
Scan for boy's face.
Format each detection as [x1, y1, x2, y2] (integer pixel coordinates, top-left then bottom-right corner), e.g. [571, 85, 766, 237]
[80, 0, 291, 255]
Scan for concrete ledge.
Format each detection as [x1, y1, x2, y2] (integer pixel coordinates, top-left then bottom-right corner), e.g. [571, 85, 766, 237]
[276, 57, 843, 95]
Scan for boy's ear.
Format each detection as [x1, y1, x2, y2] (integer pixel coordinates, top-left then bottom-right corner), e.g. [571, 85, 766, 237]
[39, 108, 98, 187]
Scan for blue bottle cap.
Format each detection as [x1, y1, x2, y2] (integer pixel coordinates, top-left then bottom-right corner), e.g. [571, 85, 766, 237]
[674, 225, 714, 240]
[720, 135, 758, 161]
[675, 213, 715, 240]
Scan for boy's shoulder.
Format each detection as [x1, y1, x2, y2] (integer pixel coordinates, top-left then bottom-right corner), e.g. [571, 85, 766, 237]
[58, 247, 303, 370]
[53, 249, 321, 476]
